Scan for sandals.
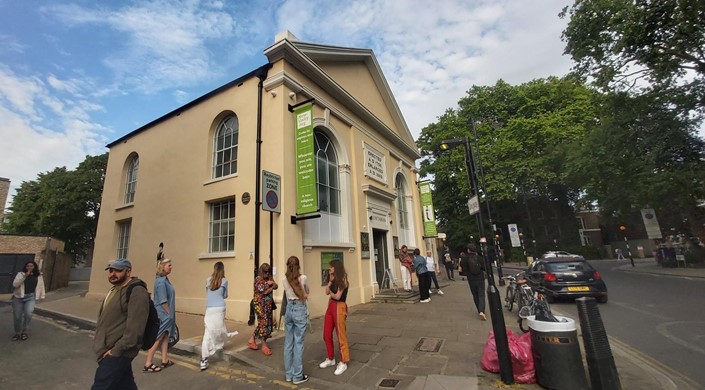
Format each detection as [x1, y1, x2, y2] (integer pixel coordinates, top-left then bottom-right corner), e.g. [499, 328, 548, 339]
[247, 339, 259, 350]
[161, 360, 174, 368]
[143, 364, 162, 373]
[20, 333, 28, 341]
[261, 345, 272, 356]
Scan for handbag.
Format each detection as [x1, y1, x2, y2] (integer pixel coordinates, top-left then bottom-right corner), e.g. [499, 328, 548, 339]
[168, 324, 180, 348]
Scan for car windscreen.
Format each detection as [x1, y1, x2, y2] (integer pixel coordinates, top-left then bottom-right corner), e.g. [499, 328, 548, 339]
[547, 261, 592, 272]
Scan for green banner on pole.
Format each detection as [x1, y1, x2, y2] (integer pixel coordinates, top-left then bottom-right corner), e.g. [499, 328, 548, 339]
[294, 102, 318, 215]
[419, 182, 437, 237]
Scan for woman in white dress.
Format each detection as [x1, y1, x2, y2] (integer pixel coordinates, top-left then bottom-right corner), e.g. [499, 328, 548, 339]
[200, 261, 237, 371]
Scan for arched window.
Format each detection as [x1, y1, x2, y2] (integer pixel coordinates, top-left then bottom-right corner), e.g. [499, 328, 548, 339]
[396, 174, 410, 244]
[315, 131, 340, 215]
[213, 115, 239, 178]
[124, 155, 139, 204]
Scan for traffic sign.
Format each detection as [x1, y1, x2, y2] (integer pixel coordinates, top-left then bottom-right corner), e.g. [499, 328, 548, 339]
[262, 171, 281, 213]
[468, 195, 479, 216]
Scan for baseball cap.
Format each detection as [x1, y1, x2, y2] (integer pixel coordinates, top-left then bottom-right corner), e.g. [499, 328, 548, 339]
[105, 259, 133, 270]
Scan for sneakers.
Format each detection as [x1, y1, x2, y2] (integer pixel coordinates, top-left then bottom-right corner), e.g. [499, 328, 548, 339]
[199, 359, 208, 371]
[334, 362, 348, 376]
[479, 312, 487, 321]
[292, 375, 309, 384]
[319, 358, 336, 368]
[437, 289, 444, 295]
[420, 298, 431, 303]
[226, 331, 238, 337]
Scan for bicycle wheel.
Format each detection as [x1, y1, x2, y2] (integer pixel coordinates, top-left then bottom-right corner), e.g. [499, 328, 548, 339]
[505, 285, 515, 311]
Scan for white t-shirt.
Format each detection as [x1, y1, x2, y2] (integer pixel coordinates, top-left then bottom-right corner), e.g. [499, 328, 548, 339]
[425, 256, 436, 272]
[282, 274, 309, 300]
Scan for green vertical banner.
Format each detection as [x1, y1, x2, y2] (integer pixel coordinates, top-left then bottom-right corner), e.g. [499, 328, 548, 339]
[419, 182, 437, 237]
[294, 102, 318, 214]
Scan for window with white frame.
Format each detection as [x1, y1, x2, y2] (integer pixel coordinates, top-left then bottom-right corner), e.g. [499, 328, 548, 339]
[124, 155, 139, 204]
[209, 198, 235, 253]
[303, 130, 342, 243]
[116, 220, 131, 259]
[213, 115, 239, 178]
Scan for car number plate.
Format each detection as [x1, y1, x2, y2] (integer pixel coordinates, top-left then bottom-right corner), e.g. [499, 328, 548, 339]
[567, 286, 589, 292]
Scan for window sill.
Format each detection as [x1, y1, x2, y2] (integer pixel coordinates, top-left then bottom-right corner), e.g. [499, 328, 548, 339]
[203, 174, 238, 186]
[199, 252, 236, 260]
[115, 203, 134, 211]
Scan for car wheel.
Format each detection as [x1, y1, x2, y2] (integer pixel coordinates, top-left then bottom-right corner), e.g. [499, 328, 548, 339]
[597, 295, 608, 303]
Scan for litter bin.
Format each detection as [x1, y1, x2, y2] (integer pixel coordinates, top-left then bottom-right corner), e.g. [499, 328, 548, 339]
[528, 315, 588, 390]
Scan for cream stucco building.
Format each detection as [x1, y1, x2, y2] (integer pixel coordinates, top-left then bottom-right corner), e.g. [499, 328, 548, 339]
[87, 32, 428, 320]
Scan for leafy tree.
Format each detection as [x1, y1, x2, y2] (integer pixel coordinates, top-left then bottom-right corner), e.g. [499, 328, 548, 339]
[6, 153, 108, 263]
[560, 0, 705, 111]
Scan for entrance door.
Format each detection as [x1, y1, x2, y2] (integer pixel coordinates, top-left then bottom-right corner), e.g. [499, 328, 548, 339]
[372, 229, 388, 287]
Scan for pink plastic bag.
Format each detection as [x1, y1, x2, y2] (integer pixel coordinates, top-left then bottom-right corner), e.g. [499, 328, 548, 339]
[480, 330, 536, 384]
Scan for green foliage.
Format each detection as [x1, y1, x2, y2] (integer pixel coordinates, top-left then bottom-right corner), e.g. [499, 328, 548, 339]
[5, 154, 108, 263]
[561, 0, 705, 111]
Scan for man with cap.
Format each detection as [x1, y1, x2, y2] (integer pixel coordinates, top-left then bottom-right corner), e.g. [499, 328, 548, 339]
[92, 259, 151, 389]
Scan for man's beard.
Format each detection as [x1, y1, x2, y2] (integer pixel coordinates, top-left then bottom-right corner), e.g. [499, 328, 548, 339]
[109, 273, 129, 286]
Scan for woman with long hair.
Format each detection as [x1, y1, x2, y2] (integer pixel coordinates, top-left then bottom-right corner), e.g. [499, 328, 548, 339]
[200, 261, 237, 371]
[144, 258, 176, 373]
[399, 245, 414, 291]
[282, 256, 310, 384]
[11, 260, 45, 341]
[248, 263, 278, 356]
[319, 259, 350, 376]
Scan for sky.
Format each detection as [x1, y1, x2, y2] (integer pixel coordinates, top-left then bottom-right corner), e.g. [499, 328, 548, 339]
[0, 0, 576, 209]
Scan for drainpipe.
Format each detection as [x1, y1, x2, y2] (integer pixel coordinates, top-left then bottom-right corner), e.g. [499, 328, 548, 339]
[253, 64, 271, 278]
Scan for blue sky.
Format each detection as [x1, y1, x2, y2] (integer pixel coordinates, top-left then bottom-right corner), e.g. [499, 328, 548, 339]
[0, 0, 575, 207]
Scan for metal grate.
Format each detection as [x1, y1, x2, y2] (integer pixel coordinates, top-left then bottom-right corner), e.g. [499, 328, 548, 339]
[378, 378, 400, 388]
[414, 337, 443, 352]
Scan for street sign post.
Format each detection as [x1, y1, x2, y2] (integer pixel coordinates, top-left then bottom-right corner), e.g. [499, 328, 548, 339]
[468, 195, 479, 216]
[262, 171, 281, 213]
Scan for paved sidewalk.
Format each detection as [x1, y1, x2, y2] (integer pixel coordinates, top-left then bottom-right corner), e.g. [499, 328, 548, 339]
[614, 257, 705, 279]
[5, 268, 699, 389]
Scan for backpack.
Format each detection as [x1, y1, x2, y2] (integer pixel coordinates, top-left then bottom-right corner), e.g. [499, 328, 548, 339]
[467, 254, 483, 275]
[125, 280, 160, 351]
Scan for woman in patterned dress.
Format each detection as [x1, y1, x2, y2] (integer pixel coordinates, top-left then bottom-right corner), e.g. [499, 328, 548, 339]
[247, 263, 278, 356]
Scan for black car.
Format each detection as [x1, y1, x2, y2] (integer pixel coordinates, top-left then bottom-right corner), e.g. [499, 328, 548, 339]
[526, 257, 608, 303]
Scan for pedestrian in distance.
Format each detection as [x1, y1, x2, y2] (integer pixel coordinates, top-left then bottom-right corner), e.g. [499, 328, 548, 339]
[92, 259, 150, 389]
[413, 248, 432, 303]
[458, 251, 466, 281]
[11, 260, 45, 342]
[399, 245, 414, 291]
[144, 258, 176, 372]
[248, 263, 278, 356]
[282, 256, 310, 384]
[615, 248, 626, 260]
[442, 248, 455, 281]
[320, 259, 350, 376]
[460, 244, 487, 320]
[200, 261, 238, 371]
[425, 250, 443, 295]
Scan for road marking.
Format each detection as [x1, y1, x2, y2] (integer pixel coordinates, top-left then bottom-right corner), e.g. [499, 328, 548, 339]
[655, 321, 705, 355]
[610, 300, 672, 320]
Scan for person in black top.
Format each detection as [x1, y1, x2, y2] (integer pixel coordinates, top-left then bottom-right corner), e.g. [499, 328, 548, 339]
[460, 244, 487, 320]
[320, 259, 350, 376]
[11, 260, 46, 341]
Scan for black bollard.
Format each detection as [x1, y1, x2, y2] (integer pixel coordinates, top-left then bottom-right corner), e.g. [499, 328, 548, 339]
[487, 284, 514, 384]
[576, 297, 621, 390]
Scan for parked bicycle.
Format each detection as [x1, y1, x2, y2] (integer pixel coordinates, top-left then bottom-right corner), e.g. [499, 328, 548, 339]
[517, 289, 553, 333]
[503, 272, 532, 311]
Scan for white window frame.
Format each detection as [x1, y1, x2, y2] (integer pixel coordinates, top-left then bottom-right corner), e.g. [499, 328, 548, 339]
[116, 220, 131, 259]
[124, 156, 138, 204]
[209, 198, 235, 253]
[213, 115, 239, 178]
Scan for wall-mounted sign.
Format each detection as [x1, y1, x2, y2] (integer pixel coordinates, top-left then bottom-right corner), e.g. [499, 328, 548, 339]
[363, 143, 386, 183]
[262, 170, 281, 213]
[360, 232, 370, 259]
[294, 102, 317, 214]
[242, 192, 251, 205]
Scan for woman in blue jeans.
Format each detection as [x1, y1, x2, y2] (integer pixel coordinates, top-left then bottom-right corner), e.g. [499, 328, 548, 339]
[11, 260, 46, 341]
[282, 256, 310, 384]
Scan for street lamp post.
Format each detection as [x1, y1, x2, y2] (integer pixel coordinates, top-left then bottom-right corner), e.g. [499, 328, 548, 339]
[439, 137, 514, 384]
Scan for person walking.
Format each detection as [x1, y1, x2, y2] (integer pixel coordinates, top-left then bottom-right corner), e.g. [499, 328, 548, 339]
[399, 245, 414, 291]
[282, 256, 310, 384]
[319, 259, 350, 376]
[248, 263, 278, 356]
[615, 248, 626, 260]
[460, 244, 486, 320]
[144, 258, 176, 372]
[442, 248, 455, 281]
[11, 260, 46, 341]
[413, 248, 431, 302]
[200, 261, 238, 371]
[92, 259, 150, 389]
[425, 250, 443, 295]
